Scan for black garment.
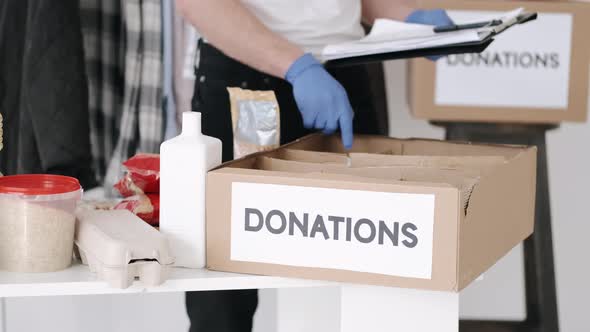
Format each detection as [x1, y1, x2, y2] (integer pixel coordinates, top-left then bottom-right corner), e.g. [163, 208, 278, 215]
[186, 41, 385, 332]
[0, 0, 96, 188]
[192, 40, 386, 162]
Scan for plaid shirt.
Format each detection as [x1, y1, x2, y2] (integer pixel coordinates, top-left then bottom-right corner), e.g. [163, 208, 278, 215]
[81, 0, 163, 195]
[80, 0, 125, 183]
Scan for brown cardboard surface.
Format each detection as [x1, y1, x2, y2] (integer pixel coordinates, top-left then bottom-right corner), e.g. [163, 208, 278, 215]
[253, 156, 482, 194]
[458, 146, 537, 289]
[256, 156, 347, 173]
[207, 171, 461, 291]
[349, 153, 507, 171]
[206, 135, 536, 291]
[258, 153, 498, 178]
[272, 149, 349, 164]
[288, 134, 525, 158]
[409, 0, 590, 123]
[326, 165, 481, 213]
[285, 134, 404, 154]
[269, 146, 508, 171]
[400, 139, 524, 157]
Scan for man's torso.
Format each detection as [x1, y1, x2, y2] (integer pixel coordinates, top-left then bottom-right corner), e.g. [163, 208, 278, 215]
[242, 0, 365, 57]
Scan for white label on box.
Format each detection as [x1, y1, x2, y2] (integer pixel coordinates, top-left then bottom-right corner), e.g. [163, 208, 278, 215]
[230, 182, 436, 279]
[434, 11, 573, 109]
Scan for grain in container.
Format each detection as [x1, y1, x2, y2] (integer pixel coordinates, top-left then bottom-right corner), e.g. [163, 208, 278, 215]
[0, 175, 82, 272]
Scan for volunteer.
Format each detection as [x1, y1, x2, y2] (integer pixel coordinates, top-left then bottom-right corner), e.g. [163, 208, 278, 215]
[176, 0, 452, 331]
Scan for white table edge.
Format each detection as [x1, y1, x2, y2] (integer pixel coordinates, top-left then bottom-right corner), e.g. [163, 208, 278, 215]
[0, 265, 336, 298]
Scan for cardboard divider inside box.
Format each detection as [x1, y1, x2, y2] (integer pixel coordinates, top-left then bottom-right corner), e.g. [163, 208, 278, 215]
[206, 134, 536, 292]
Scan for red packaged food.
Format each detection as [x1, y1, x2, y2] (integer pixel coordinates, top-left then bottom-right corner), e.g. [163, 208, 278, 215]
[114, 173, 143, 197]
[114, 194, 160, 226]
[114, 154, 160, 197]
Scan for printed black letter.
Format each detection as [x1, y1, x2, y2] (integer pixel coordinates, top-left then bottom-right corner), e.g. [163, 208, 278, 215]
[378, 220, 399, 246]
[245, 208, 264, 232]
[265, 210, 287, 234]
[328, 216, 345, 240]
[289, 212, 309, 237]
[401, 223, 418, 248]
[310, 215, 330, 240]
[354, 218, 376, 244]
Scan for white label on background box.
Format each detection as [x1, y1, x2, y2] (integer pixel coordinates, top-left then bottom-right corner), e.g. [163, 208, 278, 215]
[230, 182, 436, 279]
[435, 11, 573, 109]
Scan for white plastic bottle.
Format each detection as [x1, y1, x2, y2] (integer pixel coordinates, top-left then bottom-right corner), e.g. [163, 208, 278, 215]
[159, 112, 222, 268]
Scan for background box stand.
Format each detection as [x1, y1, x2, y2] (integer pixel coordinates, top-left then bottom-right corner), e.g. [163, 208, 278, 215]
[434, 122, 559, 332]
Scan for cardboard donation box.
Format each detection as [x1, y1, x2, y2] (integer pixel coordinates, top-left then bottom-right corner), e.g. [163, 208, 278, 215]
[409, 0, 590, 123]
[206, 135, 537, 291]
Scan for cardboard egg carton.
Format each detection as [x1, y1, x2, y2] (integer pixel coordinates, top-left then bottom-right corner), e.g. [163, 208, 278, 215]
[75, 209, 174, 289]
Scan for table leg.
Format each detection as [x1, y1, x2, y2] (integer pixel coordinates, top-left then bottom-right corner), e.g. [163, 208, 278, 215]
[339, 285, 459, 332]
[274, 285, 459, 332]
[0, 298, 6, 332]
[272, 287, 341, 332]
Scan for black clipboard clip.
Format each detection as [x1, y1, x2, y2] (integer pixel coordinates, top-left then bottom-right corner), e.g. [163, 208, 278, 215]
[434, 19, 502, 33]
[434, 12, 537, 33]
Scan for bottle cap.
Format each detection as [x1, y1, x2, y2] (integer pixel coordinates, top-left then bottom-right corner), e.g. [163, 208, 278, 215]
[182, 112, 202, 136]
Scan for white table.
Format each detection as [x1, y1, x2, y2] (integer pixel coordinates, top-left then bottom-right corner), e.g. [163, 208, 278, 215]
[0, 263, 459, 332]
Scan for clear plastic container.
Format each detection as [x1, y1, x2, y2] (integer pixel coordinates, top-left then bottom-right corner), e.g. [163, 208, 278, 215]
[0, 175, 82, 272]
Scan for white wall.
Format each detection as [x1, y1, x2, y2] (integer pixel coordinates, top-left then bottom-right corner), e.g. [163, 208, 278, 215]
[546, 121, 590, 332]
[2, 61, 588, 332]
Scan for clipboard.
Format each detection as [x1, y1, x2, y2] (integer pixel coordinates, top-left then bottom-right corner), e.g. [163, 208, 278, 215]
[326, 37, 494, 67]
[325, 12, 537, 68]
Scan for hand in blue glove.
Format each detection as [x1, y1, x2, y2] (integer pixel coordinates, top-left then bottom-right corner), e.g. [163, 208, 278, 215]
[405, 9, 454, 61]
[286, 53, 354, 149]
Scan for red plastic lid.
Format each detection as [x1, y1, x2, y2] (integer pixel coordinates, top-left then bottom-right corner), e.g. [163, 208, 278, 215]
[0, 174, 81, 195]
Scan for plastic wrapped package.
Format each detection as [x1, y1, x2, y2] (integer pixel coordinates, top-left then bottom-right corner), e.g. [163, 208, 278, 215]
[112, 154, 160, 225]
[114, 194, 160, 226]
[227, 88, 280, 159]
[114, 154, 160, 197]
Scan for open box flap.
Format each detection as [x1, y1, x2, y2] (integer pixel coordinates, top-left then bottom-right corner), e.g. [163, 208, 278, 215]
[220, 155, 480, 214]
[348, 153, 507, 171]
[455, 146, 537, 290]
[270, 149, 349, 164]
[284, 134, 403, 154]
[256, 156, 347, 173]
[323, 167, 479, 215]
[286, 134, 527, 158]
[271, 149, 507, 173]
[212, 165, 459, 191]
[217, 134, 528, 171]
[400, 140, 524, 158]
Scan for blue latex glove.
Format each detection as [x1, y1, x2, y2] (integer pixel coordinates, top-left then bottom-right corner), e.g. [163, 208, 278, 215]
[286, 53, 354, 149]
[405, 9, 454, 61]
